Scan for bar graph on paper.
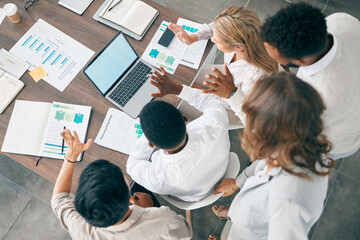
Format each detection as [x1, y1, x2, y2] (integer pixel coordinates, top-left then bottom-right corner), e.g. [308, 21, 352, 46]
[22, 35, 71, 69]
[9, 19, 94, 92]
[39, 102, 91, 159]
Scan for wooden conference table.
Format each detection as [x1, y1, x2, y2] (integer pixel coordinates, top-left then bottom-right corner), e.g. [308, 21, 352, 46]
[0, 0, 213, 192]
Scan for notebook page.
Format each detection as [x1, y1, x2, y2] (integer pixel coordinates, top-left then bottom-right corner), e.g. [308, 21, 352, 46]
[100, 0, 137, 26]
[119, 1, 157, 36]
[1, 100, 51, 156]
[38, 102, 91, 160]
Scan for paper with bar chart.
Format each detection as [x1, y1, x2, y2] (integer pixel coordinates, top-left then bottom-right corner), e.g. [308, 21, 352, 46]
[95, 108, 143, 155]
[9, 19, 94, 91]
[177, 18, 208, 69]
[39, 102, 91, 160]
[141, 21, 188, 74]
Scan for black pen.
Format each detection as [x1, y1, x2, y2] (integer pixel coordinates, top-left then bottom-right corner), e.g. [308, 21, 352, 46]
[108, 0, 122, 12]
[61, 126, 66, 154]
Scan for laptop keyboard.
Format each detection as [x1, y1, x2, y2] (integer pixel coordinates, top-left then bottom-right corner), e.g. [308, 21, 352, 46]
[109, 61, 152, 107]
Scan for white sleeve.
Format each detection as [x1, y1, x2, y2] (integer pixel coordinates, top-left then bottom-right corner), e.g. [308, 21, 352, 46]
[126, 135, 165, 193]
[177, 85, 228, 127]
[235, 161, 260, 189]
[268, 200, 311, 240]
[193, 22, 214, 41]
[225, 88, 246, 125]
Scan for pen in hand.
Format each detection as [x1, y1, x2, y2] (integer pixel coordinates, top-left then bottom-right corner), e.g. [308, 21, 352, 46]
[108, 0, 122, 12]
[61, 126, 66, 154]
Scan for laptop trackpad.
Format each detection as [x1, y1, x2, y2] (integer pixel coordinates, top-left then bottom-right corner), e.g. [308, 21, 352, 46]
[124, 82, 157, 118]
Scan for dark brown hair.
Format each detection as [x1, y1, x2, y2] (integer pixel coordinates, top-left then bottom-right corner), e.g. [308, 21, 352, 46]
[241, 72, 334, 178]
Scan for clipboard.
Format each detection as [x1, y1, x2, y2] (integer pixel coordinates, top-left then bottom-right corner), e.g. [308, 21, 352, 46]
[93, 0, 159, 40]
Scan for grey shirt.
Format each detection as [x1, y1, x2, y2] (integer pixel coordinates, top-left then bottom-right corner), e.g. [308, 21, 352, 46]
[52, 192, 192, 240]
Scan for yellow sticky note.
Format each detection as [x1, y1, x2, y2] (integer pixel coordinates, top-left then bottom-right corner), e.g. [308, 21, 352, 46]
[29, 66, 47, 82]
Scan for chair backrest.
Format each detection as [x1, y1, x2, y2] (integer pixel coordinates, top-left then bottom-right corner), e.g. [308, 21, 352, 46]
[160, 152, 240, 210]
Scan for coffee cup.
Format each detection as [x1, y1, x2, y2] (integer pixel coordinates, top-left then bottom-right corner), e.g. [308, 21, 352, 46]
[3, 3, 21, 23]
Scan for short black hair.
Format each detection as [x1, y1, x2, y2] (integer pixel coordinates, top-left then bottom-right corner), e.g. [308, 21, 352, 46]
[139, 100, 186, 149]
[75, 160, 130, 227]
[261, 2, 327, 59]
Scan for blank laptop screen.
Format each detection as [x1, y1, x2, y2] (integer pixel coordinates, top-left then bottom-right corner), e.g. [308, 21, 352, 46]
[84, 33, 138, 94]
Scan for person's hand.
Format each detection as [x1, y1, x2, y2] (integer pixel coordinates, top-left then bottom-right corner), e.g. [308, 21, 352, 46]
[132, 192, 154, 208]
[169, 22, 198, 45]
[213, 178, 239, 197]
[149, 66, 183, 97]
[60, 129, 93, 161]
[202, 63, 237, 98]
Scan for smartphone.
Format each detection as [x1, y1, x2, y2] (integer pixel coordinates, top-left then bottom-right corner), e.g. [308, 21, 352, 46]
[158, 27, 175, 47]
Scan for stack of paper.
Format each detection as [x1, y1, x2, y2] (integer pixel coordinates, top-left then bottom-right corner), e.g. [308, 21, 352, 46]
[0, 48, 30, 78]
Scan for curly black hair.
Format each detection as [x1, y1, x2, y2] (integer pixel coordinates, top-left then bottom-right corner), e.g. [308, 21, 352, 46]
[139, 100, 186, 149]
[261, 2, 327, 59]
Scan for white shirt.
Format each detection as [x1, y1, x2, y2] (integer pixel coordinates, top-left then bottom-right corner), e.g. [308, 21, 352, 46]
[297, 13, 360, 155]
[228, 160, 328, 240]
[127, 86, 230, 202]
[195, 23, 265, 125]
[51, 193, 192, 240]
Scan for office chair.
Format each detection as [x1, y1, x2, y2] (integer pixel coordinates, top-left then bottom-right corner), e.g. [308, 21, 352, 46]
[159, 152, 240, 226]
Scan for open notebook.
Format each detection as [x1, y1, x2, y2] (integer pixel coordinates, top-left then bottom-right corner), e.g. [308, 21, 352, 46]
[1, 100, 91, 161]
[99, 0, 158, 36]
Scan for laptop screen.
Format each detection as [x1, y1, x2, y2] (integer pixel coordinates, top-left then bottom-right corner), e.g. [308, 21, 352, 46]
[83, 33, 138, 95]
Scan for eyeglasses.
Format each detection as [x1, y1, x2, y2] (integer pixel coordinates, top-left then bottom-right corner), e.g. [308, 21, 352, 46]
[25, 0, 38, 11]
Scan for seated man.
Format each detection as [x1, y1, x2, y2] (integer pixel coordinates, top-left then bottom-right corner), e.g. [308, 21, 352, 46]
[52, 129, 192, 239]
[126, 67, 230, 202]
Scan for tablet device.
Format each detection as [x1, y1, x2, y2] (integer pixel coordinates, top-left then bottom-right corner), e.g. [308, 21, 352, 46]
[58, 0, 93, 15]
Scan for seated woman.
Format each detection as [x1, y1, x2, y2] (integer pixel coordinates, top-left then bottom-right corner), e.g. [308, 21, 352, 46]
[207, 72, 335, 240]
[169, 6, 278, 125]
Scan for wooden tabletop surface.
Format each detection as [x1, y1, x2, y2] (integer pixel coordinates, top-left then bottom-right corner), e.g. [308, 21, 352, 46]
[0, 0, 212, 192]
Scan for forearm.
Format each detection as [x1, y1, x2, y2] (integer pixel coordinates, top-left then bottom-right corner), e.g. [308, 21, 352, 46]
[53, 154, 78, 196]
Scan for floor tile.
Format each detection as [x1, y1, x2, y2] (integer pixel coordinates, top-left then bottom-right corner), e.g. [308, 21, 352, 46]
[247, 0, 327, 23]
[324, 0, 360, 20]
[339, 148, 360, 182]
[311, 173, 360, 240]
[0, 174, 32, 239]
[165, 0, 247, 23]
[229, 129, 250, 173]
[34, 179, 55, 206]
[156, 195, 225, 240]
[325, 169, 338, 200]
[0, 155, 42, 194]
[4, 197, 71, 240]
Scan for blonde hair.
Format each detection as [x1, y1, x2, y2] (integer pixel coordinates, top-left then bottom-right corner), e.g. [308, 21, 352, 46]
[214, 6, 278, 73]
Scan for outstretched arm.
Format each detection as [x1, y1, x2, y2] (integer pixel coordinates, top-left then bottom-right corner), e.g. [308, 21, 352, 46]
[53, 130, 93, 196]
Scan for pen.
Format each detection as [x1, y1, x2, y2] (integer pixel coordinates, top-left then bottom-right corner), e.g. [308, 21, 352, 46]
[108, 0, 122, 12]
[61, 126, 65, 154]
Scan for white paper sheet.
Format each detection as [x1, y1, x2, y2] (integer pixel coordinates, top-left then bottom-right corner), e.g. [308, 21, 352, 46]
[10, 19, 94, 91]
[141, 21, 188, 74]
[177, 18, 208, 69]
[0, 49, 30, 79]
[39, 102, 91, 160]
[95, 108, 143, 155]
[0, 9, 5, 25]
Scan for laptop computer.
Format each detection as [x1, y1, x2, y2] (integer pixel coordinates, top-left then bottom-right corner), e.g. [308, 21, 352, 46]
[83, 32, 157, 118]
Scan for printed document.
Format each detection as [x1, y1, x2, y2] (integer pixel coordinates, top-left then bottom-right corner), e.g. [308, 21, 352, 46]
[141, 21, 187, 74]
[95, 108, 143, 155]
[10, 19, 94, 91]
[177, 18, 208, 69]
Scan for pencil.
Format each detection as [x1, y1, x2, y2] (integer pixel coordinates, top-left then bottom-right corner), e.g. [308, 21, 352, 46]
[61, 126, 65, 154]
[108, 0, 122, 12]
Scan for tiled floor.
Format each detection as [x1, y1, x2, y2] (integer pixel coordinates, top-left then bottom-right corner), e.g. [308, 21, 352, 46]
[1, 0, 359, 239]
